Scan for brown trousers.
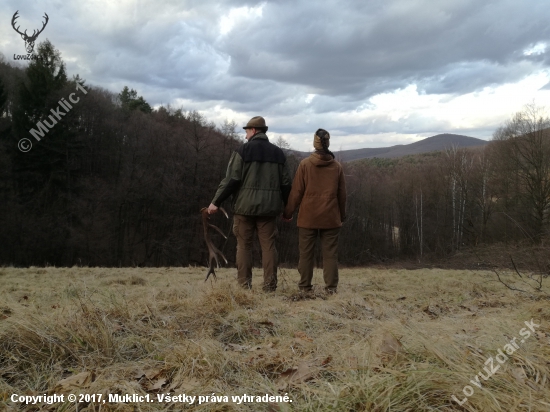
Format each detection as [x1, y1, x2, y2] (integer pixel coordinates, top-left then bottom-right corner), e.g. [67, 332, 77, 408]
[298, 227, 340, 292]
[233, 214, 278, 291]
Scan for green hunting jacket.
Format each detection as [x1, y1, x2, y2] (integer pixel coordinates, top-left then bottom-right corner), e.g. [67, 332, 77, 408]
[211, 133, 292, 216]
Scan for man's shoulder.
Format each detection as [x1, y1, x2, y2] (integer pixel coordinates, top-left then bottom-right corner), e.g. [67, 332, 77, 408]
[237, 136, 286, 164]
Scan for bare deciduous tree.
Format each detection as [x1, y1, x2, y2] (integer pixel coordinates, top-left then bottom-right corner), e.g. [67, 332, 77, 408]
[492, 103, 550, 243]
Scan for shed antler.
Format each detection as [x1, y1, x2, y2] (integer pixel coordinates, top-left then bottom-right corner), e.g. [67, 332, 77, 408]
[200, 207, 229, 281]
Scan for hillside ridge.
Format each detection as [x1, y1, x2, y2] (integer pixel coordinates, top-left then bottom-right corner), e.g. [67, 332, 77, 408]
[295, 133, 487, 162]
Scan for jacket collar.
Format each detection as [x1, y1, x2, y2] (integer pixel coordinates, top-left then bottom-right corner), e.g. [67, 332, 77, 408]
[248, 132, 268, 142]
[311, 152, 334, 161]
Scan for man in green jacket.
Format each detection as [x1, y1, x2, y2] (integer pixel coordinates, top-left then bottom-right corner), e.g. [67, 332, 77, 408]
[208, 116, 292, 291]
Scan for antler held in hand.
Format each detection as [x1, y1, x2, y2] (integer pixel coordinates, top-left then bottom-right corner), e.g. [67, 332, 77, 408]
[200, 207, 229, 281]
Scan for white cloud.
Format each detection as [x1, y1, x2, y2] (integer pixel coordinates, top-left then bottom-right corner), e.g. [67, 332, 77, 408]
[361, 72, 550, 128]
[261, 71, 550, 151]
[305, 94, 315, 104]
[523, 42, 547, 56]
[219, 4, 264, 36]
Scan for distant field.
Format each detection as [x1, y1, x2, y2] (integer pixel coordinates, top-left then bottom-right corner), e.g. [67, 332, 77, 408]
[1, 267, 549, 411]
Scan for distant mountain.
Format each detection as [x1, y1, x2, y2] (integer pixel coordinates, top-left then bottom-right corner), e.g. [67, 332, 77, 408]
[294, 134, 488, 162]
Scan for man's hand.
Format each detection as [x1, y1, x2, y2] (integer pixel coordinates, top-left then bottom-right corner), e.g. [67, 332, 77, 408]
[281, 214, 292, 222]
[208, 203, 218, 214]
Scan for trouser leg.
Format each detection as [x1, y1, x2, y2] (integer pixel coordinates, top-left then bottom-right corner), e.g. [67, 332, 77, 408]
[256, 216, 278, 291]
[233, 214, 254, 288]
[320, 227, 340, 291]
[298, 228, 317, 291]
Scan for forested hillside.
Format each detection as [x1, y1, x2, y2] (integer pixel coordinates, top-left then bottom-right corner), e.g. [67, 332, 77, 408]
[1, 41, 549, 267]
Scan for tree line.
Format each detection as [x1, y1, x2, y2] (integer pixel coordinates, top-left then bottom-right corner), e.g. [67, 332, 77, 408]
[0, 41, 548, 267]
[341, 103, 550, 263]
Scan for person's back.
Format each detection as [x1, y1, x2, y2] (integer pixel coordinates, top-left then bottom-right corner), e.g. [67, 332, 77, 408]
[283, 128, 346, 293]
[208, 116, 292, 291]
[293, 153, 345, 229]
[233, 134, 289, 216]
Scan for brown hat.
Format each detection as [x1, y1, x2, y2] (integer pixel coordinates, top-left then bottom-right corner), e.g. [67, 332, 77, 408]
[243, 116, 268, 130]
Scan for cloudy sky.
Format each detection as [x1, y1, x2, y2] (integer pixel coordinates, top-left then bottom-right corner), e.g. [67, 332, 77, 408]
[2, 0, 550, 151]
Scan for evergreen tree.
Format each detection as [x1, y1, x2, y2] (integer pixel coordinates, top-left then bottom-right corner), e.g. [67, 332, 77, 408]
[0, 75, 11, 140]
[0, 77, 6, 114]
[7, 40, 88, 263]
[118, 86, 152, 113]
[11, 40, 81, 201]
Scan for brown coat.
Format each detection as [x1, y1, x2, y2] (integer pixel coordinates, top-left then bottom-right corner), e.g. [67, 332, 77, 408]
[283, 153, 346, 229]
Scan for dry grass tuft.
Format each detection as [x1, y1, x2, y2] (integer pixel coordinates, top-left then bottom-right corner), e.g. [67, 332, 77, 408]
[0, 267, 548, 411]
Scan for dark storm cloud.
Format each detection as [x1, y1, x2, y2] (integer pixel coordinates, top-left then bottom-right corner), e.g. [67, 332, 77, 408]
[221, 0, 550, 98]
[2, 0, 550, 150]
[6, 0, 548, 104]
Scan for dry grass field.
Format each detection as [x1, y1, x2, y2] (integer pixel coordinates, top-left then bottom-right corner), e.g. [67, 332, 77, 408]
[0, 266, 549, 411]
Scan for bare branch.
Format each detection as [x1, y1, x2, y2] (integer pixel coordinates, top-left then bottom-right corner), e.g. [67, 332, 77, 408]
[491, 268, 530, 293]
[510, 255, 523, 278]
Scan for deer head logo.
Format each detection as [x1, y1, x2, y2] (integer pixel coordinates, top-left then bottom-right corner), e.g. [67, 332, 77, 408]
[11, 11, 49, 54]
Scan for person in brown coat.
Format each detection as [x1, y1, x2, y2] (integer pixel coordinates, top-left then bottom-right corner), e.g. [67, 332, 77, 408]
[282, 129, 346, 293]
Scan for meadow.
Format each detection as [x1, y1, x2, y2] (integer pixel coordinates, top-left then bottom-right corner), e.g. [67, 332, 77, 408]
[0, 266, 549, 411]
